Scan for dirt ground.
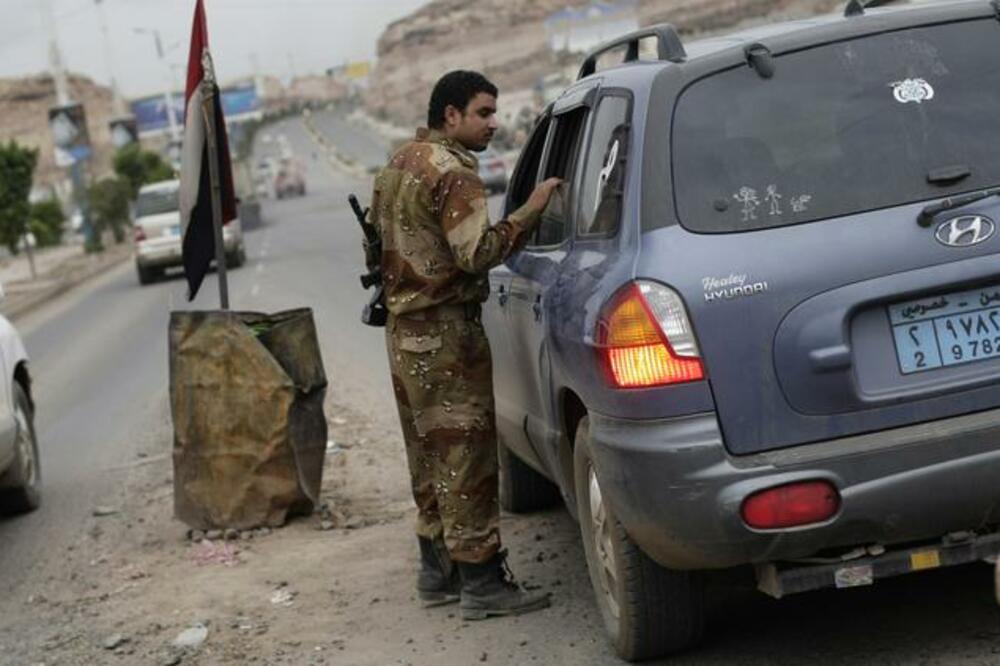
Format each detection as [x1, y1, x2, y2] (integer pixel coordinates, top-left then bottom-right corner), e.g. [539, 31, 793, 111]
[0, 375, 615, 666]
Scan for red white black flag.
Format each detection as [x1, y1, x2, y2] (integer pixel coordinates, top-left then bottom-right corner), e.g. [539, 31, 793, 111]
[180, 0, 237, 301]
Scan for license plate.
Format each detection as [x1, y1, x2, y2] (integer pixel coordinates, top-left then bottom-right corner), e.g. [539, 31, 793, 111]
[888, 285, 1000, 374]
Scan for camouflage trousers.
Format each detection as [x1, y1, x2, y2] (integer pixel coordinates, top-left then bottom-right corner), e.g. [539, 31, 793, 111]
[385, 306, 501, 564]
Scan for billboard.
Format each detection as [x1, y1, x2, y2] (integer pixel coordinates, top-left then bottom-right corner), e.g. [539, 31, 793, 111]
[48, 102, 92, 167]
[131, 93, 185, 137]
[219, 85, 260, 119]
[131, 84, 261, 136]
[109, 115, 139, 149]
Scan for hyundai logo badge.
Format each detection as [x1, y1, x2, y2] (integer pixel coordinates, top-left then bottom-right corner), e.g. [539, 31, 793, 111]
[935, 215, 996, 248]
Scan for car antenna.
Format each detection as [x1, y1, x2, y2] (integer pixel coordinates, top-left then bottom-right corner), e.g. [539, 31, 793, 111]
[745, 43, 775, 79]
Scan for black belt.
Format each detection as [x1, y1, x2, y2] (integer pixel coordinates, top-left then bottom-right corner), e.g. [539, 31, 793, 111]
[396, 303, 482, 322]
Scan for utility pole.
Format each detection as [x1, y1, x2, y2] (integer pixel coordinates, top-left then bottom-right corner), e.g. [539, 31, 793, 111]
[250, 52, 265, 99]
[94, 0, 127, 116]
[41, 0, 70, 105]
[41, 0, 98, 255]
[135, 27, 182, 147]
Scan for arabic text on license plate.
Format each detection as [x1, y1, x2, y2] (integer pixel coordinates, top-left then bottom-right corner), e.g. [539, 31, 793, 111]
[888, 285, 1000, 374]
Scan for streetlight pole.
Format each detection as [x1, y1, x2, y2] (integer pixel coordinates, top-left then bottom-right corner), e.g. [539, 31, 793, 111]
[94, 0, 127, 116]
[134, 27, 181, 145]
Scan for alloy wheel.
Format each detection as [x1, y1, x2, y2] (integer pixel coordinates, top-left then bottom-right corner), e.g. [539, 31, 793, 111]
[588, 463, 620, 620]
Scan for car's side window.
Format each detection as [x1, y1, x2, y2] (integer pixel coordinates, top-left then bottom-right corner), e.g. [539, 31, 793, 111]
[506, 113, 551, 212]
[577, 94, 631, 237]
[530, 106, 589, 248]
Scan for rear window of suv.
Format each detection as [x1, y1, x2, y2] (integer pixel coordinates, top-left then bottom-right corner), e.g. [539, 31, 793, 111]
[136, 188, 179, 217]
[673, 19, 1000, 233]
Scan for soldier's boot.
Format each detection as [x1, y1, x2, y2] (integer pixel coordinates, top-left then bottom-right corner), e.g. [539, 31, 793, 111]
[417, 536, 461, 607]
[458, 549, 551, 620]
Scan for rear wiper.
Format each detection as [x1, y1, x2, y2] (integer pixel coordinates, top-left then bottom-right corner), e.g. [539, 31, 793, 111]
[917, 186, 1000, 227]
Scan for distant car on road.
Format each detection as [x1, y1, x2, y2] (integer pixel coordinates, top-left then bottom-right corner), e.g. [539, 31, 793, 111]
[0, 309, 39, 516]
[132, 179, 246, 285]
[253, 159, 275, 199]
[478, 147, 508, 195]
[274, 160, 306, 200]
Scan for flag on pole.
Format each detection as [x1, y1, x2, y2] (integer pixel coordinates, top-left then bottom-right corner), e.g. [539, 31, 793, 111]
[179, 0, 237, 301]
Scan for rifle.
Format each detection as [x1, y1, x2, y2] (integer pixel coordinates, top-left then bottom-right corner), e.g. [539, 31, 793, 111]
[348, 194, 388, 327]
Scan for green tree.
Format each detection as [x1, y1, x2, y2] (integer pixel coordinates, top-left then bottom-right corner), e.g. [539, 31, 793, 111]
[28, 200, 65, 248]
[0, 141, 38, 255]
[88, 177, 132, 245]
[113, 144, 174, 198]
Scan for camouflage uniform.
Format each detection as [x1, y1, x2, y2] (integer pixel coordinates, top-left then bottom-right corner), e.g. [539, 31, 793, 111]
[371, 128, 542, 564]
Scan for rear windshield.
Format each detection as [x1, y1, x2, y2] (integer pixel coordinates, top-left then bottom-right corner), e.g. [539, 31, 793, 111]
[673, 19, 1000, 233]
[136, 188, 179, 217]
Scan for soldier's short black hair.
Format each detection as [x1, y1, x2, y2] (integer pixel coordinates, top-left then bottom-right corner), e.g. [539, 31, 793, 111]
[427, 71, 498, 129]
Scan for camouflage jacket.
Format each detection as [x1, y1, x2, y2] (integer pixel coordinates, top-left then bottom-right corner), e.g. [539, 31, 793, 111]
[369, 128, 542, 315]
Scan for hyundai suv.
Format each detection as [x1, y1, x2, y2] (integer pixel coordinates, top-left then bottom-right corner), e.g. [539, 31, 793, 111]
[484, 1, 1000, 660]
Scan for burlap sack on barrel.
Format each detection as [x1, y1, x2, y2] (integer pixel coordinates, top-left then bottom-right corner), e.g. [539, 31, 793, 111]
[169, 308, 327, 529]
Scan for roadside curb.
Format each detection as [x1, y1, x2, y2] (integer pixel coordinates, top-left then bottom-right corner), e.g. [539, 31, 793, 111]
[300, 114, 372, 180]
[1, 245, 132, 322]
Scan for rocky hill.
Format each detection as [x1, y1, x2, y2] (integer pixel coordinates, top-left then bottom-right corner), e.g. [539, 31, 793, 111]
[366, 0, 839, 126]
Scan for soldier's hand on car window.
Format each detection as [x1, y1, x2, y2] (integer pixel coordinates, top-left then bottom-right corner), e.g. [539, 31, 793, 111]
[526, 177, 563, 213]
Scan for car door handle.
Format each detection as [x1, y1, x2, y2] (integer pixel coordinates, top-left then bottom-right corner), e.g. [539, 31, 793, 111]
[497, 284, 508, 307]
[532, 294, 542, 321]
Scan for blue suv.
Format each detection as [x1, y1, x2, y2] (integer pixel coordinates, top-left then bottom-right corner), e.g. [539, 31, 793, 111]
[483, 0, 1000, 659]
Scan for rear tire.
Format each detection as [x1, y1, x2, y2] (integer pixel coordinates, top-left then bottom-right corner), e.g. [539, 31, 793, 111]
[498, 440, 560, 513]
[574, 416, 704, 661]
[0, 384, 41, 515]
[227, 246, 247, 269]
[136, 263, 155, 285]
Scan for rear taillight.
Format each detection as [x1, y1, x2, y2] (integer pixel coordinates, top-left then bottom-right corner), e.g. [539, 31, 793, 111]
[741, 480, 841, 530]
[133, 225, 146, 243]
[596, 281, 704, 388]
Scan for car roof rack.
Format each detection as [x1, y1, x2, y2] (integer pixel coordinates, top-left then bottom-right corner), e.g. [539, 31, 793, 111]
[577, 24, 686, 80]
[844, 0, 900, 17]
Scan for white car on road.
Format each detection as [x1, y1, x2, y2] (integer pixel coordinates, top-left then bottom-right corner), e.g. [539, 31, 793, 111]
[0, 307, 38, 515]
[133, 179, 246, 285]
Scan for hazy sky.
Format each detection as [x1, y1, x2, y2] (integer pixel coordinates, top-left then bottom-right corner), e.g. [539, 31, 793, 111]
[0, 0, 428, 98]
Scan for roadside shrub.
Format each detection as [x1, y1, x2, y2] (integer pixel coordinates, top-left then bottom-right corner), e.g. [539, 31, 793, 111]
[0, 141, 38, 255]
[113, 144, 174, 199]
[88, 177, 132, 244]
[28, 200, 65, 248]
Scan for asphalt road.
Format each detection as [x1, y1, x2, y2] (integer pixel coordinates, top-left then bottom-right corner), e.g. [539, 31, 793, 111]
[0, 111, 397, 601]
[2, 110, 1000, 664]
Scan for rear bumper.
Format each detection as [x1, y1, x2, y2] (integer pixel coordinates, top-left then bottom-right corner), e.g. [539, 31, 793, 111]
[136, 228, 241, 268]
[588, 407, 1000, 570]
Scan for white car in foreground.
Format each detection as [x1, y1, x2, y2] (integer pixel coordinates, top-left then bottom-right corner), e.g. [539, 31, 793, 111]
[0, 304, 38, 515]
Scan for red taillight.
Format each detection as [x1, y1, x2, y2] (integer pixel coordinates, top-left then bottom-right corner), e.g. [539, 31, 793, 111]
[133, 226, 146, 243]
[596, 283, 704, 388]
[741, 480, 841, 530]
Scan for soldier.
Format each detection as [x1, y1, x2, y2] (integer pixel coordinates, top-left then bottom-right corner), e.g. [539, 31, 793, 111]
[369, 70, 561, 620]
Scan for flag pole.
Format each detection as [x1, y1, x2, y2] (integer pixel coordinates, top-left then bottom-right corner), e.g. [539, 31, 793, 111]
[199, 48, 230, 310]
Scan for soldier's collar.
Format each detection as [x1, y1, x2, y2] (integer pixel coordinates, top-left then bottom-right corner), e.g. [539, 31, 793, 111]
[416, 128, 478, 169]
